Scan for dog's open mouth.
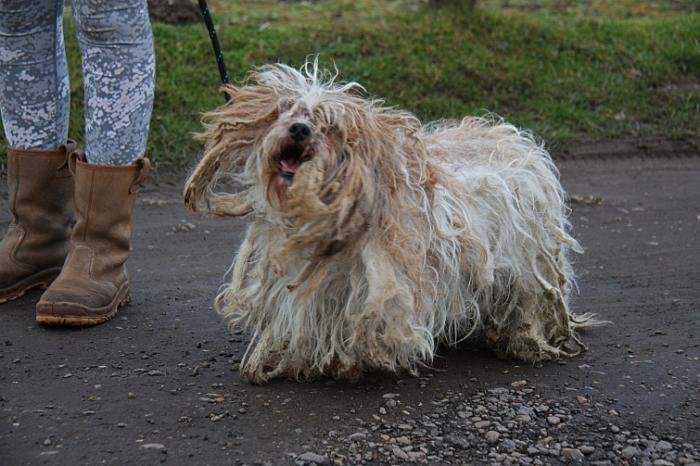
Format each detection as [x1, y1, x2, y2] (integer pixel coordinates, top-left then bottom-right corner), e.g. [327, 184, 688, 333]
[278, 143, 312, 184]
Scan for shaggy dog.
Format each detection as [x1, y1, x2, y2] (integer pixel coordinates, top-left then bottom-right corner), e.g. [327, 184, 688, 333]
[184, 61, 599, 384]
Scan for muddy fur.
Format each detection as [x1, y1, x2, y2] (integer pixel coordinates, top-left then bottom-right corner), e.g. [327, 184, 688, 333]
[184, 60, 603, 384]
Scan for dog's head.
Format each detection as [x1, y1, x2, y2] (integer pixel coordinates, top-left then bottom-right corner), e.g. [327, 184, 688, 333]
[184, 60, 430, 254]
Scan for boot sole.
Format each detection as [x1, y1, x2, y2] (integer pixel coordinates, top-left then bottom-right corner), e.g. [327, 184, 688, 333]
[0, 268, 62, 304]
[35, 283, 131, 327]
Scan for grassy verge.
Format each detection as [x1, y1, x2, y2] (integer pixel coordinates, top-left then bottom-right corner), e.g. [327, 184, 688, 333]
[1, 0, 698, 168]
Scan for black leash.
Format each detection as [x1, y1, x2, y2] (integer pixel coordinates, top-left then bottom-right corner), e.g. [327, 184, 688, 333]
[197, 0, 231, 102]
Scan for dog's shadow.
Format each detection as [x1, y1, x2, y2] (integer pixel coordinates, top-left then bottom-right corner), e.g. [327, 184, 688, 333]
[258, 337, 519, 392]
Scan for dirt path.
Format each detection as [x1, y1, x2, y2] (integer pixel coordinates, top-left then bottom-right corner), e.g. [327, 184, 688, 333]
[1, 153, 698, 465]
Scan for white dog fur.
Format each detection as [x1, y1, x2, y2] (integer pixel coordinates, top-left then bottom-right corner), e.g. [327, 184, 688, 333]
[184, 60, 600, 384]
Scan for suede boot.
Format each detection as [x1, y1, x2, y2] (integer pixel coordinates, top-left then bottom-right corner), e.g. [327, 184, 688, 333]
[0, 142, 76, 303]
[36, 153, 150, 326]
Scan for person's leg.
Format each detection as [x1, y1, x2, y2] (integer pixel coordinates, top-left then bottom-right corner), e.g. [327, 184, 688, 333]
[0, 0, 69, 149]
[0, 1, 75, 304]
[37, 0, 153, 326]
[71, 0, 155, 165]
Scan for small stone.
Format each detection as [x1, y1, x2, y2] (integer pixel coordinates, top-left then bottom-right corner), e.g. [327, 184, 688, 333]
[655, 440, 672, 451]
[517, 406, 533, 416]
[379, 407, 387, 415]
[297, 451, 330, 465]
[210, 411, 228, 422]
[610, 425, 620, 433]
[561, 448, 585, 462]
[580, 445, 595, 455]
[445, 434, 470, 449]
[485, 431, 500, 443]
[43, 439, 52, 446]
[620, 446, 639, 459]
[348, 432, 366, 441]
[382, 393, 400, 399]
[547, 416, 561, 426]
[475, 420, 491, 429]
[511, 380, 527, 388]
[147, 370, 164, 376]
[141, 443, 166, 451]
[654, 460, 674, 466]
[117, 422, 126, 428]
[537, 437, 553, 447]
[391, 445, 409, 460]
[502, 439, 517, 452]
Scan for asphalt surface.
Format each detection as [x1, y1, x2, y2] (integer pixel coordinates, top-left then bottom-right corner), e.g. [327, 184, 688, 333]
[1, 147, 698, 465]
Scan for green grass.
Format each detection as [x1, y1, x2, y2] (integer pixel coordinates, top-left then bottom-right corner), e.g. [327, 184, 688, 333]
[2, 0, 699, 168]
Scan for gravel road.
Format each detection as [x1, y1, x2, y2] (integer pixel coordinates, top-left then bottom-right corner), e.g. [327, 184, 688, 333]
[1, 147, 698, 465]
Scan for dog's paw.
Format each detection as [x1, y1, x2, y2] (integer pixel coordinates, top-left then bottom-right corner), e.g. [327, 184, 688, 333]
[239, 353, 288, 384]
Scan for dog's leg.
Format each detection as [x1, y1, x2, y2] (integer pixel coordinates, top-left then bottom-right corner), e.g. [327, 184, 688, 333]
[486, 298, 579, 363]
[347, 242, 434, 373]
[239, 331, 292, 384]
[484, 251, 590, 363]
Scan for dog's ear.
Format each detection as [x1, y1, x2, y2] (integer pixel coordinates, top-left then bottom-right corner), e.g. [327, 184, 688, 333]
[183, 84, 279, 216]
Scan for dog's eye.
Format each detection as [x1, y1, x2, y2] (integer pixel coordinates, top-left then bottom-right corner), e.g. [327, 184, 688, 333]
[320, 124, 337, 134]
[278, 99, 294, 112]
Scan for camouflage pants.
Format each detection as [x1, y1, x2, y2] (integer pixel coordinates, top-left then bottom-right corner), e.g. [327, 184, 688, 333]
[0, 0, 154, 165]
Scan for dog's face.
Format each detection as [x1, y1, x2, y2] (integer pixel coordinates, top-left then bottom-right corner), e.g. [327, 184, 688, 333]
[256, 94, 347, 210]
[184, 62, 425, 252]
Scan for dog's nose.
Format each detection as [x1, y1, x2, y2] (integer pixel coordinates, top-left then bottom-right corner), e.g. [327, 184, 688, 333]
[289, 123, 311, 143]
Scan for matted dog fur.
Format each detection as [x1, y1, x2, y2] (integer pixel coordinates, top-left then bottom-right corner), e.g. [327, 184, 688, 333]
[184, 61, 601, 384]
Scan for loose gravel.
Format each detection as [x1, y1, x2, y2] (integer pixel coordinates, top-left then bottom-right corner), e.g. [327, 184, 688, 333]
[293, 386, 699, 465]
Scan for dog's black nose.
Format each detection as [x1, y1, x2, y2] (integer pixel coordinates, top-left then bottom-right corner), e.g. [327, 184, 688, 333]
[289, 123, 311, 143]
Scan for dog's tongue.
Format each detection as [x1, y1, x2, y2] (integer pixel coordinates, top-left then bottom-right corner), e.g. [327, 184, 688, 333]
[280, 158, 301, 174]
